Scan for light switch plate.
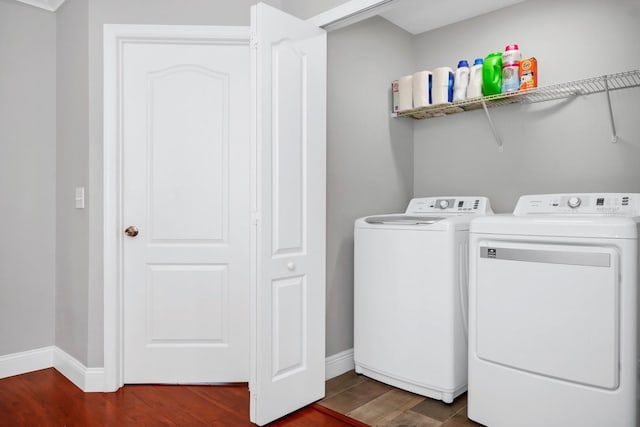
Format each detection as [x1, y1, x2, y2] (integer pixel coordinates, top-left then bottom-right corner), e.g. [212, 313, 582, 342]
[75, 187, 85, 209]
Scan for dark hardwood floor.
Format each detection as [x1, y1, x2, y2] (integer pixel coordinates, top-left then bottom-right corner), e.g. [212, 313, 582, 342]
[0, 368, 363, 426]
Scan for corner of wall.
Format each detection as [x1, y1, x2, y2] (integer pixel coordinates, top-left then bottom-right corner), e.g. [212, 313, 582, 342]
[0, 347, 104, 392]
[53, 347, 105, 392]
[325, 348, 354, 380]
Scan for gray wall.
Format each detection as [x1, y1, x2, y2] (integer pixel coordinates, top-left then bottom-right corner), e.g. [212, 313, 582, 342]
[412, 0, 640, 213]
[326, 16, 414, 355]
[56, 0, 90, 367]
[0, 0, 56, 355]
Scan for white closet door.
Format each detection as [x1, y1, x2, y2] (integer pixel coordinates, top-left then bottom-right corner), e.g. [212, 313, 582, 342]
[121, 32, 251, 383]
[250, 3, 327, 425]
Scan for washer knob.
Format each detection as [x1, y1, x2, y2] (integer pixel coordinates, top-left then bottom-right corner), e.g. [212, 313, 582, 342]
[567, 196, 582, 209]
[438, 200, 449, 209]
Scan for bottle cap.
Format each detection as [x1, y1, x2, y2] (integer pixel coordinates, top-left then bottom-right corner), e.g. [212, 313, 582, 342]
[505, 44, 520, 51]
[473, 58, 483, 65]
[457, 60, 469, 68]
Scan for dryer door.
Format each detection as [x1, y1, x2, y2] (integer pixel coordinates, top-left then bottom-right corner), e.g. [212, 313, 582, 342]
[473, 239, 620, 389]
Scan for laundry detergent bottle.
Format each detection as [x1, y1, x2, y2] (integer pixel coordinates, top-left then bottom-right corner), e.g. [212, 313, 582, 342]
[453, 60, 470, 101]
[482, 52, 502, 96]
[466, 58, 484, 99]
[501, 44, 521, 93]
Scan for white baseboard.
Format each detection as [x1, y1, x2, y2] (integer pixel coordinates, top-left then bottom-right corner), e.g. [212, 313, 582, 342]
[3, 346, 351, 389]
[0, 346, 55, 379]
[0, 346, 104, 392]
[53, 347, 104, 392]
[325, 348, 354, 380]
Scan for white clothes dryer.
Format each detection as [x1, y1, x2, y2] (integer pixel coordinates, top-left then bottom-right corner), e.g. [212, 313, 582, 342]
[468, 193, 639, 427]
[354, 196, 493, 403]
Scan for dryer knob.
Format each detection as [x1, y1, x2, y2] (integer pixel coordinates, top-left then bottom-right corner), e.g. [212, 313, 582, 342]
[567, 196, 582, 208]
[438, 200, 450, 209]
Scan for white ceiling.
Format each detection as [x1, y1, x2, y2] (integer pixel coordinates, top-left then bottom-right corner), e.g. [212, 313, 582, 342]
[379, 0, 526, 35]
[15, 0, 65, 12]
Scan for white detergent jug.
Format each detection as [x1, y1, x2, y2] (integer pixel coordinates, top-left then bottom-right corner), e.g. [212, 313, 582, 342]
[467, 58, 484, 99]
[453, 60, 469, 102]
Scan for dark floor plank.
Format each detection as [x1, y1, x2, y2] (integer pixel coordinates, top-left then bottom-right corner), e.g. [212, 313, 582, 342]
[440, 406, 484, 427]
[312, 403, 370, 427]
[410, 393, 468, 422]
[318, 378, 393, 414]
[381, 410, 441, 427]
[347, 388, 425, 425]
[324, 370, 368, 399]
[272, 405, 365, 426]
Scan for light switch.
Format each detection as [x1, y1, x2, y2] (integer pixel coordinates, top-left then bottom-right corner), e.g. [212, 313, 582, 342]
[75, 187, 85, 209]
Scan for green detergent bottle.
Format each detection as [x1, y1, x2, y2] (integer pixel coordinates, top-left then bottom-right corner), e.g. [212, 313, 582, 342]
[482, 52, 503, 96]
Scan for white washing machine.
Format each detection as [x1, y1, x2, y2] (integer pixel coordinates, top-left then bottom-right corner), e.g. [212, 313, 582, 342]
[354, 196, 493, 403]
[468, 193, 639, 427]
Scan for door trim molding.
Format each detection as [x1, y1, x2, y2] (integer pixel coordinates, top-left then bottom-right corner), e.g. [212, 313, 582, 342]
[103, 24, 250, 392]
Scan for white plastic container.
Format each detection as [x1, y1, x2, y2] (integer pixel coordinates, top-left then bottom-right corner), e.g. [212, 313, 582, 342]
[453, 60, 470, 102]
[432, 67, 453, 105]
[467, 58, 484, 98]
[502, 44, 522, 65]
[412, 70, 432, 108]
[502, 63, 520, 92]
[398, 74, 413, 111]
[501, 44, 521, 93]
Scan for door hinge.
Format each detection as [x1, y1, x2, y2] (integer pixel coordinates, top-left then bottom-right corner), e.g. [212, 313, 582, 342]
[250, 33, 258, 50]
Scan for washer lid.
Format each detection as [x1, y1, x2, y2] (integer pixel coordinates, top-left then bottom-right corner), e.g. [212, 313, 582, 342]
[470, 215, 638, 239]
[355, 196, 494, 231]
[356, 213, 481, 231]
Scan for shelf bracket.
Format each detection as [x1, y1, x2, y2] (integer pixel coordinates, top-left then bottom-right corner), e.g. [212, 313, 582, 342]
[481, 101, 504, 152]
[604, 76, 618, 143]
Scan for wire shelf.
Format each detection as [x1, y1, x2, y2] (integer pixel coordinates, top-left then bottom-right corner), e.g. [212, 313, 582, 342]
[394, 69, 640, 119]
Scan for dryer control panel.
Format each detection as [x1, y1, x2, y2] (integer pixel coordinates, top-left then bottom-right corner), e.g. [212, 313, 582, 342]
[406, 196, 493, 214]
[514, 193, 640, 216]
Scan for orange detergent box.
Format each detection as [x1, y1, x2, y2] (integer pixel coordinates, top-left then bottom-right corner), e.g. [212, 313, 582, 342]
[519, 57, 537, 90]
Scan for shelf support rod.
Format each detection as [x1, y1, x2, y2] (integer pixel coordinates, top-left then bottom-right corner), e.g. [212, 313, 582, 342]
[604, 76, 618, 143]
[481, 101, 504, 152]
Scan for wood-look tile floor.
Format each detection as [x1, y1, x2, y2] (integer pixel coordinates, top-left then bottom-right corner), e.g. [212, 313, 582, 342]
[318, 371, 482, 427]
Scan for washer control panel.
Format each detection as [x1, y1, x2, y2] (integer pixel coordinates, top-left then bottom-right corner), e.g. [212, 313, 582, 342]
[406, 197, 493, 214]
[514, 193, 640, 216]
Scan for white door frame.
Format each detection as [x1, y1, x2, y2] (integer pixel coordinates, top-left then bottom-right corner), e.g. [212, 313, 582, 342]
[103, 24, 251, 392]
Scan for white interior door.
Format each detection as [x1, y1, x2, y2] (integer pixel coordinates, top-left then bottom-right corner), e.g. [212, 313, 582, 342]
[250, 4, 327, 425]
[121, 29, 251, 383]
